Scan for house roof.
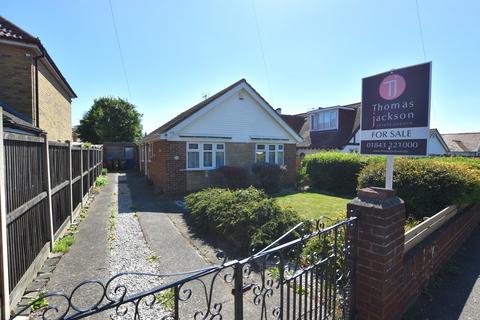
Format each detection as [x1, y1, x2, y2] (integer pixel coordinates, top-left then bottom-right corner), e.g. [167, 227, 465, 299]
[0, 16, 77, 98]
[293, 102, 361, 150]
[442, 132, 480, 153]
[143, 79, 302, 143]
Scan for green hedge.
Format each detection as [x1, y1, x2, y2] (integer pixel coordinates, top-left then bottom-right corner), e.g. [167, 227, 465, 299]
[358, 158, 480, 219]
[185, 187, 301, 253]
[302, 152, 383, 196]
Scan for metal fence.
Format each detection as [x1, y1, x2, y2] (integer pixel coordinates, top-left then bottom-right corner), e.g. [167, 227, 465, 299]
[0, 124, 103, 318]
[12, 217, 357, 320]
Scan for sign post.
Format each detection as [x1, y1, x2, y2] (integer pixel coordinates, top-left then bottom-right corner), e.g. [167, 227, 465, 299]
[361, 62, 432, 189]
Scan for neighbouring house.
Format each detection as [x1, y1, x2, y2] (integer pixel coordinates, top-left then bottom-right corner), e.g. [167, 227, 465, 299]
[442, 132, 480, 157]
[284, 103, 449, 156]
[139, 79, 303, 193]
[103, 142, 138, 171]
[0, 16, 76, 141]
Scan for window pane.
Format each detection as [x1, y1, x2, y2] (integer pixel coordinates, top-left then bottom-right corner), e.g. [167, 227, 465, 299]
[257, 144, 265, 150]
[204, 144, 213, 151]
[269, 145, 276, 151]
[216, 151, 225, 167]
[268, 151, 276, 163]
[216, 144, 224, 150]
[188, 152, 199, 168]
[256, 151, 266, 162]
[278, 145, 284, 150]
[125, 147, 134, 160]
[277, 151, 284, 165]
[189, 143, 198, 149]
[204, 152, 213, 167]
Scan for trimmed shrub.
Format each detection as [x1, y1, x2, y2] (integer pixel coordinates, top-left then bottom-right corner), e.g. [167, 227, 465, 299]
[185, 187, 301, 253]
[216, 166, 249, 189]
[302, 152, 383, 196]
[252, 163, 286, 194]
[358, 158, 480, 219]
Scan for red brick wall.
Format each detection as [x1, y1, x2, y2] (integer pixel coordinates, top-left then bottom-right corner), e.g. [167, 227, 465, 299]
[348, 189, 480, 320]
[283, 143, 297, 186]
[147, 140, 186, 194]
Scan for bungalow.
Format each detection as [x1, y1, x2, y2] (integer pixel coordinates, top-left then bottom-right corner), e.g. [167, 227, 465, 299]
[283, 103, 449, 156]
[140, 79, 303, 193]
[442, 132, 480, 157]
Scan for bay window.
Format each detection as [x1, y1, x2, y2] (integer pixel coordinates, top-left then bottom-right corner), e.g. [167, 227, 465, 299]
[187, 143, 225, 169]
[255, 144, 284, 165]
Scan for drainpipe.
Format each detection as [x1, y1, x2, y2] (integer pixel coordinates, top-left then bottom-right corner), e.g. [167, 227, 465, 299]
[33, 53, 44, 127]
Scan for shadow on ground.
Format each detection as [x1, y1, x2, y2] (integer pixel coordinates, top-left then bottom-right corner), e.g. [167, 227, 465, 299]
[404, 226, 480, 320]
[116, 172, 245, 259]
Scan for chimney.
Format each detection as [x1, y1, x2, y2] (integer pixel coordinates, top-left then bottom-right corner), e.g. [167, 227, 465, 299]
[276, 108, 282, 114]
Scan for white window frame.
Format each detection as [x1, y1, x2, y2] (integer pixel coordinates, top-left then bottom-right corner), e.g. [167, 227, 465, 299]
[310, 109, 338, 131]
[255, 144, 284, 165]
[186, 142, 225, 170]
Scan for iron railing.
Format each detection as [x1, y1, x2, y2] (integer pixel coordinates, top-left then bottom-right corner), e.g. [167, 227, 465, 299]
[12, 217, 357, 320]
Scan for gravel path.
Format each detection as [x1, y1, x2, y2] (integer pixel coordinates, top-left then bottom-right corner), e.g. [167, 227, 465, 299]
[107, 173, 170, 319]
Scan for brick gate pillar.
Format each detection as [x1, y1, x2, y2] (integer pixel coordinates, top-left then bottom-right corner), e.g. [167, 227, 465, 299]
[347, 187, 406, 320]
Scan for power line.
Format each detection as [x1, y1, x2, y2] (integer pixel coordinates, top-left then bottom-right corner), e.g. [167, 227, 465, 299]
[108, 0, 132, 100]
[415, 0, 427, 61]
[251, 0, 274, 104]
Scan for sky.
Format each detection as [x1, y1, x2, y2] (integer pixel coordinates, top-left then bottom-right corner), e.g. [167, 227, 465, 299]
[3, 0, 479, 134]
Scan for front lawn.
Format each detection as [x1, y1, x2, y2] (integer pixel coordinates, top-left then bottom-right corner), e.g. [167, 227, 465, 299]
[275, 192, 351, 221]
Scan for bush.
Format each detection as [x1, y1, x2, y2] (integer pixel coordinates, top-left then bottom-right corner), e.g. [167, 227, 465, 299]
[185, 187, 302, 253]
[358, 158, 480, 219]
[302, 152, 383, 196]
[216, 166, 249, 189]
[101, 168, 108, 176]
[252, 163, 286, 194]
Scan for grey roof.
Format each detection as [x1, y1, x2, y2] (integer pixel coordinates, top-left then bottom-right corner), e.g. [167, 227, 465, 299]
[442, 132, 480, 153]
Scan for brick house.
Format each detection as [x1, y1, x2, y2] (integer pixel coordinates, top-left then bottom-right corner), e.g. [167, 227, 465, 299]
[282, 103, 449, 156]
[139, 79, 303, 193]
[0, 16, 76, 141]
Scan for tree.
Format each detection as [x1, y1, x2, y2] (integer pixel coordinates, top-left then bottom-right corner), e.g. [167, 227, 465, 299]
[77, 97, 143, 144]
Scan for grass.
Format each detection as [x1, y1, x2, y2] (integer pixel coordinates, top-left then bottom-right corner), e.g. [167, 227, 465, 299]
[275, 191, 350, 221]
[155, 289, 175, 311]
[108, 202, 117, 247]
[147, 254, 159, 264]
[52, 235, 75, 253]
[29, 291, 48, 312]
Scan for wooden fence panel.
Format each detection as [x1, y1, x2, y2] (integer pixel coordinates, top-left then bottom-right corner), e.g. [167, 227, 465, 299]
[48, 144, 69, 189]
[7, 199, 49, 292]
[4, 140, 44, 213]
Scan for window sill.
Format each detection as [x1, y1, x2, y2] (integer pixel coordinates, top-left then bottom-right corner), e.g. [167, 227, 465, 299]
[181, 168, 218, 172]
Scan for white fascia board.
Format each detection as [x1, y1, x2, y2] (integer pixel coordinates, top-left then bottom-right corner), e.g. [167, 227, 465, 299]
[164, 83, 244, 138]
[308, 106, 355, 115]
[241, 85, 303, 143]
[165, 81, 302, 143]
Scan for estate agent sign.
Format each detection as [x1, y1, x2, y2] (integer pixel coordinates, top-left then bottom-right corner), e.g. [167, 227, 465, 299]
[360, 62, 431, 155]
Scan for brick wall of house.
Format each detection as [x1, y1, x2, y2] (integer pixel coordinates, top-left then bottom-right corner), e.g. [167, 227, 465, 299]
[37, 62, 72, 141]
[0, 45, 35, 120]
[348, 188, 480, 320]
[283, 143, 297, 186]
[147, 140, 187, 194]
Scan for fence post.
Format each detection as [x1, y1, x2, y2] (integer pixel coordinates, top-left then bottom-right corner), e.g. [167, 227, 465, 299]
[0, 108, 10, 319]
[67, 141, 73, 222]
[347, 187, 406, 320]
[87, 148, 90, 193]
[233, 262, 244, 320]
[43, 137, 54, 249]
[80, 145, 84, 207]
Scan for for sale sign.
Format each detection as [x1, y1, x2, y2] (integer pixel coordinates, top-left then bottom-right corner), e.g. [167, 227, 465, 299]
[360, 62, 431, 155]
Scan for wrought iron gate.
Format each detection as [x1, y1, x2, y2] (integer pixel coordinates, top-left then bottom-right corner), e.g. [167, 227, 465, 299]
[12, 217, 357, 320]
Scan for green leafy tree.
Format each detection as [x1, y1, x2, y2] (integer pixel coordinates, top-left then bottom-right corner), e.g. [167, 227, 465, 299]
[77, 97, 143, 143]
